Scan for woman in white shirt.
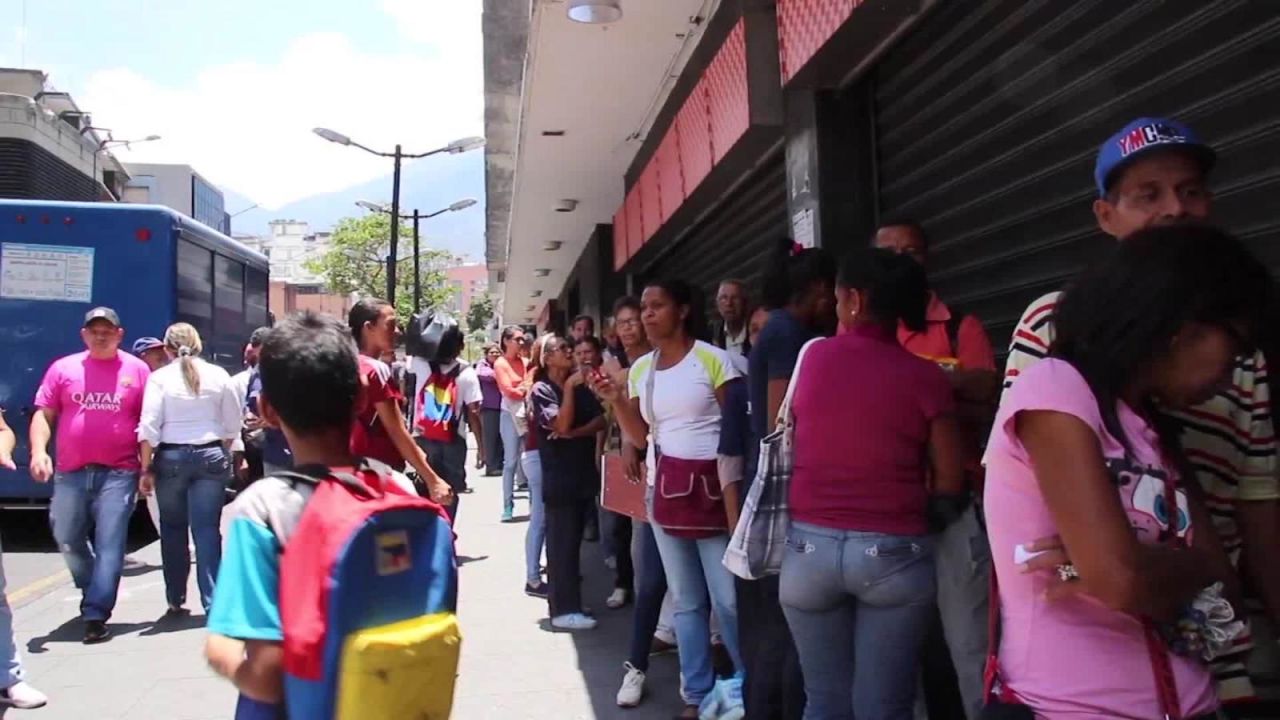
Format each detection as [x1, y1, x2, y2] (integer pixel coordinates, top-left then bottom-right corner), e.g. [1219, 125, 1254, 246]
[592, 279, 745, 720]
[137, 323, 242, 616]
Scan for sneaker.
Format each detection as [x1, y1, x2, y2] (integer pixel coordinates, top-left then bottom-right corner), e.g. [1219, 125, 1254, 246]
[649, 635, 677, 655]
[83, 619, 111, 644]
[615, 662, 646, 707]
[0, 681, 49, 709]
[501, 507, 515, 522]
[717, 677, 745, 720]
[550, 613, 598, 631]
[524, 582, 550, 599]
[606, 587, 630, 609]
[698, 684, 723, 720]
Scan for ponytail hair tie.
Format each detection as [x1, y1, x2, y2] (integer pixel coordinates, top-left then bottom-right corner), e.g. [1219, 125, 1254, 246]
[178, 346, 193, 358]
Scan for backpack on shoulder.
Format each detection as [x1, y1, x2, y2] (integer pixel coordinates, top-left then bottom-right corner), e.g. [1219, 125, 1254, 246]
[416, 362, 464, 443]
[276, 461, 460, 720]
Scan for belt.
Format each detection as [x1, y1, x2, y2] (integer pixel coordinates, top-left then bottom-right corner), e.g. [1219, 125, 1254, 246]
[156, 440, 224, 451]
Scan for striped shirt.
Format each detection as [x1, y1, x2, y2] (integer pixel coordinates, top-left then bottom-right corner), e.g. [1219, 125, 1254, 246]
[1001, 290, 1278, 701]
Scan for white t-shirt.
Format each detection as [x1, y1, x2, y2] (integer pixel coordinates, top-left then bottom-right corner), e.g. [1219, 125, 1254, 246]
[628, 340, 738, 484]
[408, 356, 483, 413]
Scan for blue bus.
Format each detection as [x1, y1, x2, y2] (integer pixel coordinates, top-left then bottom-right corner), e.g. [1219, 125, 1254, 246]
[0, 200, 269, 506]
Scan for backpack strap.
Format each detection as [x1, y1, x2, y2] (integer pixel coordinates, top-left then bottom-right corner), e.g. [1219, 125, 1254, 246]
[270, 462, 377, 499]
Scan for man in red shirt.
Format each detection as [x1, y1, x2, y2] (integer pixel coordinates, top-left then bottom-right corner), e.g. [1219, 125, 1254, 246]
[875, 222, 996, 720]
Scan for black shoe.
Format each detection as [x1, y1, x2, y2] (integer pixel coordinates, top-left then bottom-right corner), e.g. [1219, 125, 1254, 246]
[165, 605, 190, 619]
[524, 582, 550, 599]
[83, 620, 111, 644]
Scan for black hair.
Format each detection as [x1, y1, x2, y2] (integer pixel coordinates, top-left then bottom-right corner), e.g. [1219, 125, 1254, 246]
[573, 314, 596, 330]
[612, 295, 641, 316]
[259, 311, 360, 435]
[574, 335, 603, 354]
[348, 297, 392, 348]
[500, 324, 524, 354]
[836, 247, 929, 332]
[1054, 223, 1272, 455]
[248, 326, 270, 347]
[877, 218, 928, 246]
[761, 239, 837, 310]
[435, 325, 465, 364]
[644, 278, 709, 342]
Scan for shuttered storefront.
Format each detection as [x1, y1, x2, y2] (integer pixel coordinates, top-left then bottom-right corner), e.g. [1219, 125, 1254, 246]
[872, 0, 1280, 355]
[641, 153, 789, 306]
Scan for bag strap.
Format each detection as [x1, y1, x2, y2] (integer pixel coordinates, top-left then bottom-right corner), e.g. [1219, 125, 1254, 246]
[645, 348, 660, 459]
[271, 461, 377, 499]
[773, 337, 822, 430]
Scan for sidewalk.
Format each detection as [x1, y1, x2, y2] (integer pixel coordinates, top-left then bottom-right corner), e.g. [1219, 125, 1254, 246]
[8, 450, 686, 719]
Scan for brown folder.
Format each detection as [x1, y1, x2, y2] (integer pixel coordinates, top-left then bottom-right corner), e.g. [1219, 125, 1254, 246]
[601, 452, 648, 522]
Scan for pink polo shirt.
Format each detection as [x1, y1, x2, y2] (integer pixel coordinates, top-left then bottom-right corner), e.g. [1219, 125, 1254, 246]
[897, 292, 996, 371]
[983, 358, 1216, 719]
[789, 324, 954, 535]
[34, 350, 150, 473]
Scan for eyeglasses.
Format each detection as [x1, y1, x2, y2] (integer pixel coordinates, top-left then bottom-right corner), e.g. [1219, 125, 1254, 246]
[615, 318, 640, 328]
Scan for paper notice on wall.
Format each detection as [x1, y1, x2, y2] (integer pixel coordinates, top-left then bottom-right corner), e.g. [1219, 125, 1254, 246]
[792, 208, 815, 249]
[0, 243, 95, 303]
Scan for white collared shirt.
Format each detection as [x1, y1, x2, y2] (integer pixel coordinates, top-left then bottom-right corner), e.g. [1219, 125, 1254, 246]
[137, 358, 243, 446]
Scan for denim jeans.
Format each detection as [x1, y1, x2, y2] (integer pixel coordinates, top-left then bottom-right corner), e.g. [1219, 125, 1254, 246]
[933, 505, 991, 720]
[0, 540, 24, 688]
[521, 450, 545, 585]
[499, 412, 521, 514]
[49, 466, 138, 621]
[780, 522, 936, 720]
[154, 444, 230, 613]
[651, 522, 744, 705]
[627, 520, 668, 671]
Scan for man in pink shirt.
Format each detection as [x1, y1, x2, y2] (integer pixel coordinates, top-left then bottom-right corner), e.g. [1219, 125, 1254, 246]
[28, 307, 150, 645]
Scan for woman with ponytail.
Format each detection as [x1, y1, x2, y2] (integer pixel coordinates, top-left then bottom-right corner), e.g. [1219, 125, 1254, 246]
[138, 323, 243, 616]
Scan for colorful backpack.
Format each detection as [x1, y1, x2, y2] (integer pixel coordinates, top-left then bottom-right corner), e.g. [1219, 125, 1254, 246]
[416, 362, 463, 442]
[277, 461, 460, 720]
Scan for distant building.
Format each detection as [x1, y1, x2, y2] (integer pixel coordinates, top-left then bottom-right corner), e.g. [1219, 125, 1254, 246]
[443, 263, 488, 317]
[237, 220, 348, 319]
[269, 281, 353, 320]
[0, 68, 130, 201]
[122, 162, 230, 233]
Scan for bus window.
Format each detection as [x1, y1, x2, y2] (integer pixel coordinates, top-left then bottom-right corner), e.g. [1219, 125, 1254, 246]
[246, 266, 268, 329]
[214, 254, 246, 368]
[177, 238, 214, 342]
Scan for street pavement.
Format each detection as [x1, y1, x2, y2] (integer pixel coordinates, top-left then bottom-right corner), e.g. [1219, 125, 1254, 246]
[4, 449, 686, 719]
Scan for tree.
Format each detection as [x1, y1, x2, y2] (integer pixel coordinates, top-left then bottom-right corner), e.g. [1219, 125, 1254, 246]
[306, 213, 459, 320]
[467, 293, 496, 333]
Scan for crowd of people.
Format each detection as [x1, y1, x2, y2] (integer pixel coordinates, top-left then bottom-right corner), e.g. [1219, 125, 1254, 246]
[1, 114, 1280, 720]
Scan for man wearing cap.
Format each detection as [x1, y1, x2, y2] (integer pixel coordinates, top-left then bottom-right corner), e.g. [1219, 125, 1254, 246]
[28, 307, 151, 644]
[1002, 117, 1280, 707]
[132, 337, 168, 372]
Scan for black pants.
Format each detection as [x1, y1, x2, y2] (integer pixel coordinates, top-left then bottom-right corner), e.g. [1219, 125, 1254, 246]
[545, 497, 591, 618]
[481, 408, 503, 473]
[417, 435, 467, 520]
[736, 575, 805, 720]
[921, 607, 967, 720]
[612, 512, 634, 591]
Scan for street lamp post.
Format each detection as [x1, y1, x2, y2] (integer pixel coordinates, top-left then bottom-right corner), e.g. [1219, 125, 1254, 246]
[82, 128, 161, 199]
[315, 127, 484, 304]
[355, 198, 478, 312]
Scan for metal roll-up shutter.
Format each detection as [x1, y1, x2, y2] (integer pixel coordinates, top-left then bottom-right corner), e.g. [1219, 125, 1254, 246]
[873, 0, 1280, 357]
[642, 154, 788, 307]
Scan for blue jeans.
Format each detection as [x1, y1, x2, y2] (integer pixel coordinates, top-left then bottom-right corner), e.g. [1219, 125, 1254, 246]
[0, 540, 23, 688]
[627, 520, 668, 671]
[49, 466, 138, 622]
[155, 444, 230, 612]
[521, 450, 545, 585]
[651, 523, 744, 705]
[499, 412, 521, 514]
[779, 522, 936, 720]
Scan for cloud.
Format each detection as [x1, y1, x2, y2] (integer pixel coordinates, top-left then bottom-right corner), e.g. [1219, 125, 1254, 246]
[78, 4, 482, 210]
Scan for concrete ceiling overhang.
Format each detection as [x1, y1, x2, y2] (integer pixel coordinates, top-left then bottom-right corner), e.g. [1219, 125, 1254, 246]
[483, 0, 720, 323]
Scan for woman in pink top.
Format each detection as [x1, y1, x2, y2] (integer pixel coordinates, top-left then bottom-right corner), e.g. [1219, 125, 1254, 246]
[983, 225, 1270, 719]
[783, 248, 967, 720]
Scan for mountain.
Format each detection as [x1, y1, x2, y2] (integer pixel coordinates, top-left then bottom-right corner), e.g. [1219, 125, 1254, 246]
[222, 150, 486, 262]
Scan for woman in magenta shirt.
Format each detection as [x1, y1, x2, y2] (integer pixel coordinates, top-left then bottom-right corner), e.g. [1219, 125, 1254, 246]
[983, 225, 1267, 719]
[783, 248, 966, 720]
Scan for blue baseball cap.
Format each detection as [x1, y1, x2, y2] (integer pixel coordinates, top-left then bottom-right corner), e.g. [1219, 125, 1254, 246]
[131, 337, 164, 354]
[1094, 117, 1216, 197]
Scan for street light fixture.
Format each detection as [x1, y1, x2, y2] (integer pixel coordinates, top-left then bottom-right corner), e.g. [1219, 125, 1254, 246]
[314, 127, 486, 304]
[82, 128, 162, 199]
[353, 197, 480, 312]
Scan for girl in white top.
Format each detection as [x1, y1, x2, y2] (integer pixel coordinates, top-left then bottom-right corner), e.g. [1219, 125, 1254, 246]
[137, 323, 242, 615]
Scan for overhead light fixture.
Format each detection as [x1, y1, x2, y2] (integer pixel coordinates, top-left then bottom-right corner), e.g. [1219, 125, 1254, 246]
[534, 268, 551, 277]
[541, 130, 566, 137]
[530, 290, 543, 298]
[526, 305, 537, 312]
[446, 136, 486, 154]
[554, 199, 579, 213]
[448, 198, 479, 212]
[567, 0, 622, 24]
[542, 241, 563, 251]
[312, 127, 352, 146]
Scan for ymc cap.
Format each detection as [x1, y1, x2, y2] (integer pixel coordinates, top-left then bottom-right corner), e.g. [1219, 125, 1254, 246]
[1094, 117, 1216, 197]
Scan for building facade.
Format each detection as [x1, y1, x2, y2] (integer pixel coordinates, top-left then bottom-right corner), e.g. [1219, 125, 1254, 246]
[0, 68, 130, 202]
[238, 220, 350, 319]
[486, 1, 1280, 350]
[123, 162, 231, 233]
[443, 263, 489, 318]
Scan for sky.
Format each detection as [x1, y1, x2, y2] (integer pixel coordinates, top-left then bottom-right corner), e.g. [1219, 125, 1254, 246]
[0, 0, 484, 210]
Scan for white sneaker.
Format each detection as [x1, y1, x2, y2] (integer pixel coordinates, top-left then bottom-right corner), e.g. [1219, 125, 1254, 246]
[606, 587, 629, 609]
[616, 662, 645, 707]
[0, 681, 49, 709]
[551, 613, 598, 631]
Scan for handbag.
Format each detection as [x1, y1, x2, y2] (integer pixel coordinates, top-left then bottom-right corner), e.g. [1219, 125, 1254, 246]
[645, 345, 728, 539]
[723, 338, 821, 580]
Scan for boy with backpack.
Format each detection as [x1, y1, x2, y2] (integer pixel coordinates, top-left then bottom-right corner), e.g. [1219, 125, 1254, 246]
[411, 324, 485, 521]
[204, 312, 460, 720]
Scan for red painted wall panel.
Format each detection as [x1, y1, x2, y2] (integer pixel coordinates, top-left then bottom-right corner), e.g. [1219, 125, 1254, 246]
[655, 130, 684, 224]
[613, 204, 629, 271]
[705, 20, 750, 164]
[625, 184, 644, 260]
[777, 0, 857, 83]
[638, 161, 663, 245]
[675, 79, 713, 195]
